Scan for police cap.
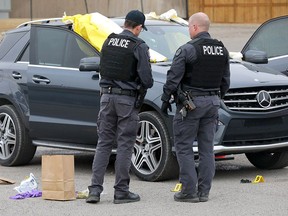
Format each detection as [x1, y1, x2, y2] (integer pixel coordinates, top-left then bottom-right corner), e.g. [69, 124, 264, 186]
[125, 10, 147, 31]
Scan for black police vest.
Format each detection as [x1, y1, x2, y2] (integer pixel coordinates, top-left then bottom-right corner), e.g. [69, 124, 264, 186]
[183, 38, 228, 89]
[100, 33, 143, 82]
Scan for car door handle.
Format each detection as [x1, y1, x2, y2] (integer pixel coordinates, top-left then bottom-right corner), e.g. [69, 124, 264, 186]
[92, 74, 99, 80]
[32, 75, 51, 84]
[12, 71, 22, 79]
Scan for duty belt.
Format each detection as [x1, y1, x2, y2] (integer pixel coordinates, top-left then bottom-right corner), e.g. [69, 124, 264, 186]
[188, 90, 219, 97]
[101, 87, 137, 97]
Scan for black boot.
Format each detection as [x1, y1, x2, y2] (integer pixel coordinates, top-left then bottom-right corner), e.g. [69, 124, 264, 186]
[113, 191, 140, 204]
[86, 191, 100, 204]
[174, 192, 199, 203]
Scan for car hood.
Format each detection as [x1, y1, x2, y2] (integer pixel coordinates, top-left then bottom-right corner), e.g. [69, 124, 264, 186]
[229, 61, 288, 88]
[150, 60, 288, 89]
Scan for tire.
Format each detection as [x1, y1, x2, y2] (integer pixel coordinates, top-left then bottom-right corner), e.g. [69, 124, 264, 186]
[245, 151, 288, 169]
[131, 111, 178, 181]
[0, 105, 36, 166]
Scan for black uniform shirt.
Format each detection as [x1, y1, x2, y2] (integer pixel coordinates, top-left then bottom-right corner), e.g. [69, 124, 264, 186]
[100, 30, 153, 90]
[162, 32, 230, 100]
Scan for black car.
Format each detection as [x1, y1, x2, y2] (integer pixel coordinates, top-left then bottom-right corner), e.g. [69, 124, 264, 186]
[1, 15, 288, 182]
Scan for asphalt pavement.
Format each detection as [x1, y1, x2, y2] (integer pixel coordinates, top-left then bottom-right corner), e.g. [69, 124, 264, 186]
[1, 148, 288, 216]
[210, 23, 260, 52]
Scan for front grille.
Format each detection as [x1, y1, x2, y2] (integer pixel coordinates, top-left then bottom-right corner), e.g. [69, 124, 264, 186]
[222, 116, 288, 144]
[223, 86, 288, 112]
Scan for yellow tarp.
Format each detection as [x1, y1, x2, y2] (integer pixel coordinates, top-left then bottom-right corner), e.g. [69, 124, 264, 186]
[63, 12, 122, 52]
[63, 12, 169, 62]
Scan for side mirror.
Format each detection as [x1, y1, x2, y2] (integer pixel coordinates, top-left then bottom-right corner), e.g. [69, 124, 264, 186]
[79, 57, 100, 72]
[242, 50, 268, 64]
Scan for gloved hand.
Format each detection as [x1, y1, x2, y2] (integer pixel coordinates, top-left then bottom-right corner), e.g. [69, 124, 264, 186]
[161, 101, 172, 115]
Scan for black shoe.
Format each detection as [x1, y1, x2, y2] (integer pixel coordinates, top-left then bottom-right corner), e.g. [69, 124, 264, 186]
[86, 192, 100, 204]
[198, 192, 209, 202]
[174, 192, 199, 203]
[113, 192, 140, 204]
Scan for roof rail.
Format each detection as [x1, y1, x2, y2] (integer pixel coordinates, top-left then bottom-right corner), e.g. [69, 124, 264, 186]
[17, 18, 63, 28]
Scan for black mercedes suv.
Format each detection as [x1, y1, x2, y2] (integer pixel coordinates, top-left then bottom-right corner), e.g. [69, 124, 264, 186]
[1, 15, 288, 181]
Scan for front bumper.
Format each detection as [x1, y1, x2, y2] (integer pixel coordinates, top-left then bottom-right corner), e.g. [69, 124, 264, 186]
[210, 106, 288, 154]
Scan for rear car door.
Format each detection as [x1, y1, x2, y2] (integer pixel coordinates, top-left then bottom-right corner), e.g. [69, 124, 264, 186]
[242, 16, 288, 75]
[28, 24, 101, 145]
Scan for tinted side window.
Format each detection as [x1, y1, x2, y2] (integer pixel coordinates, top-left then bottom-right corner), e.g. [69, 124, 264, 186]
[244, 18, 288, 58]
[40, 29, 64, 66]
[30, 26, 98, 68]
[19, 44, 29, 62]
[63, 34, 97, 68]
[0, 32, 27, 60]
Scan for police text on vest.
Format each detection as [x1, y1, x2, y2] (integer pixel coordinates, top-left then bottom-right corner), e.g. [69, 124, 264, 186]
[203, 46, 223, 55]
[108, 38, 130, 48]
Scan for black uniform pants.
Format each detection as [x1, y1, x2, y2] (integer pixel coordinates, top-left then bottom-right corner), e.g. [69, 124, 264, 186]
[89, 94, 139, 196]
[173, 95, 220, 195]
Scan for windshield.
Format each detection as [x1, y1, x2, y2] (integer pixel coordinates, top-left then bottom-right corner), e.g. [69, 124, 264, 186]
[139, 25, 190, 61]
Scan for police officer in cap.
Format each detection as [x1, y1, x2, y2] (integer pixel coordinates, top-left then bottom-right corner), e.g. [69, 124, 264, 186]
[86, 10, 153, 204]
[161, 12, 230, 202]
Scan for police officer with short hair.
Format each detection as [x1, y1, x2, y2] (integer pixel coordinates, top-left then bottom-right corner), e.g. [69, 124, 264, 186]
[86, 10, 153, 204]
[161, 12, 230, 202]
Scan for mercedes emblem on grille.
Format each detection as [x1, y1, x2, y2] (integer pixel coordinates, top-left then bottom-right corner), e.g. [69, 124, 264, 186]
[256, 90, 272, 108]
